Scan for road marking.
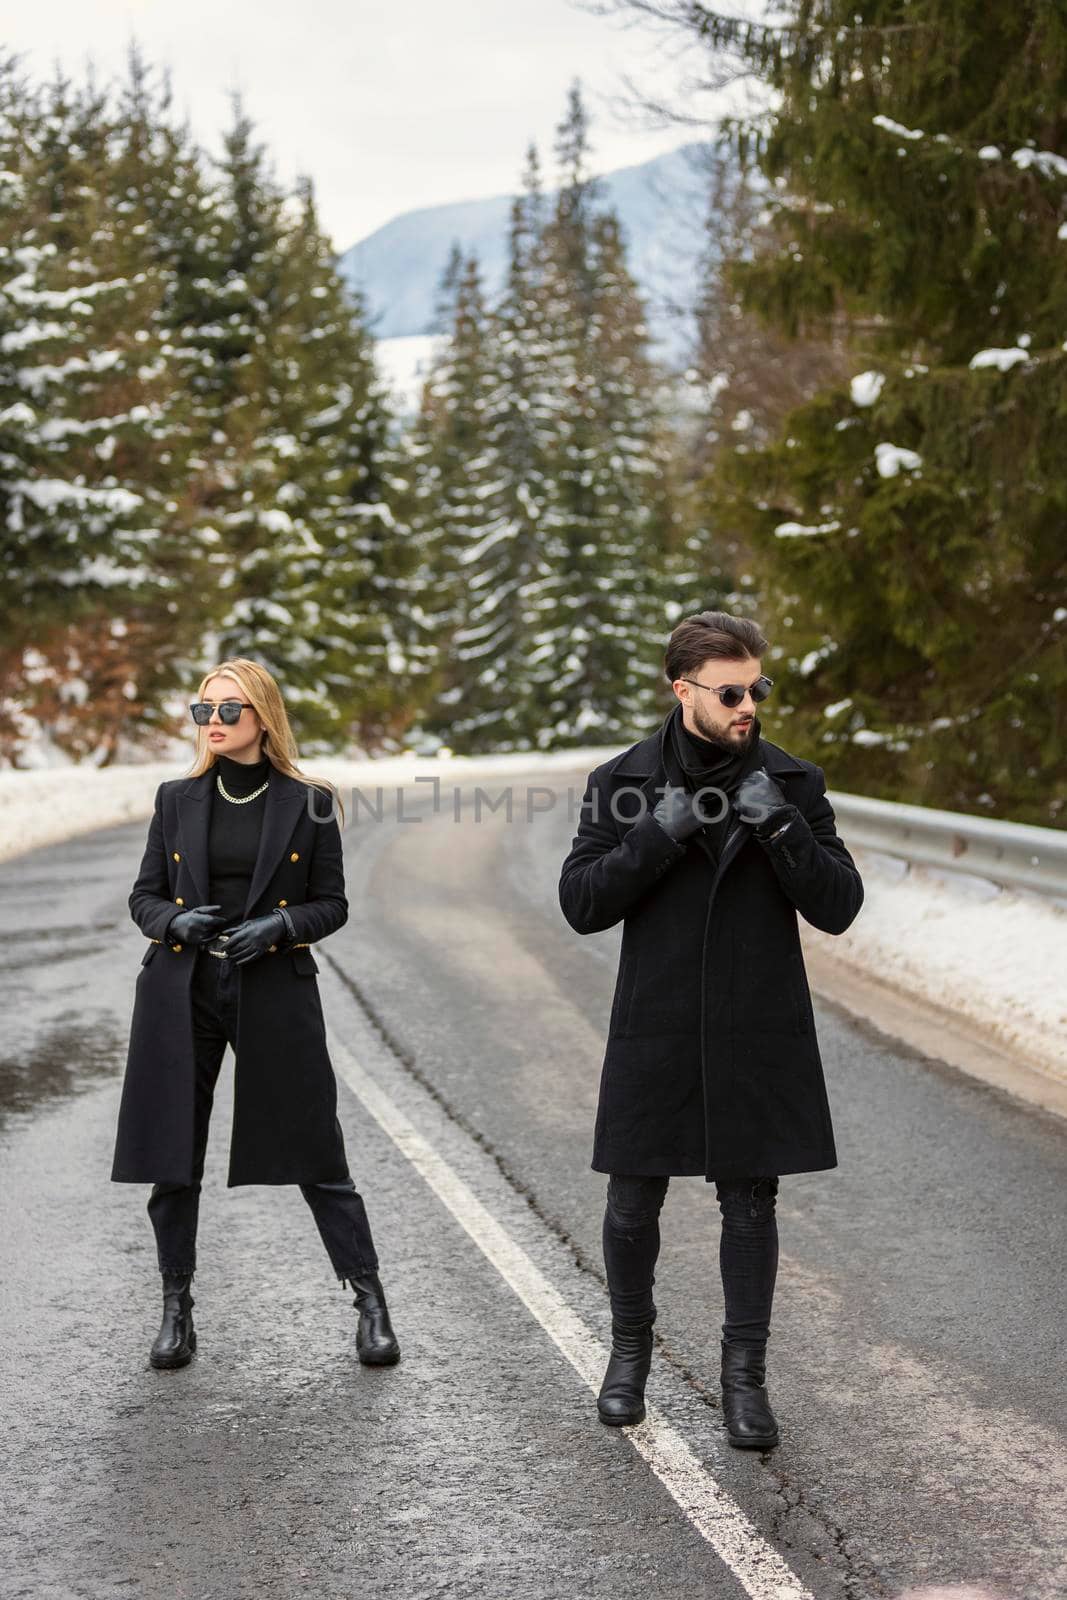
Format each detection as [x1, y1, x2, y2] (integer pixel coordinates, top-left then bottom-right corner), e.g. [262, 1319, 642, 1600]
[333, 1039, 813, 1600]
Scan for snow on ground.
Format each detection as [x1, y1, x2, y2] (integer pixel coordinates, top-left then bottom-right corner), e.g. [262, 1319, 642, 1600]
[802, 848, 1067, 1085]
[2, 756, 1064, 1087]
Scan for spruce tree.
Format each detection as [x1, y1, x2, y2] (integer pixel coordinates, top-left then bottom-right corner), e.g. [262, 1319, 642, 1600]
[442, 145, 558, 750]
[93, 49, 216, 753]
[534, 83, 672, 746]
[405, 250, 501, 749]
[187, 94, 287, 638]
[407, 86, 678, 753]
[621, 2, 1067, 823]
[249, 173, 413, 751]
[0, 62, 185, 763]
[666, 147, 852, 640]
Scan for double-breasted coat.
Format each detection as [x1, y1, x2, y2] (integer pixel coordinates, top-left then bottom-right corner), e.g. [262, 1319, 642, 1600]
[111, 767, 351, 1188]
[558, 711, 864, 1180]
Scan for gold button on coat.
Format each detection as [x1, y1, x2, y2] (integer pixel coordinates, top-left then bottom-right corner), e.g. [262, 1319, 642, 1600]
[290, 851, 299, 861]
[172, 944, 182, 952]
[277, 899, 288, 907]
[173, 851, 181, 861]
[175, 897, 184, 906]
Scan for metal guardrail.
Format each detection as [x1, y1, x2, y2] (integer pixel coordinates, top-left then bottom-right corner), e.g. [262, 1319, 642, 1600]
[827, 790, 1067, 901]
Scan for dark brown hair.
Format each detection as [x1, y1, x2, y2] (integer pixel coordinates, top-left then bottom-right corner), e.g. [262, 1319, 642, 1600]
[664, 611, 769, 685]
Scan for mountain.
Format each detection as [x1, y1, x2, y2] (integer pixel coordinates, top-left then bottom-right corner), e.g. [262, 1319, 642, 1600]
[338, 142, 714, 363]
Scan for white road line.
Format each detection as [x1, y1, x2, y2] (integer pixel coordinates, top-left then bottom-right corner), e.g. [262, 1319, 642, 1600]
[333, 1039, 813, 1600]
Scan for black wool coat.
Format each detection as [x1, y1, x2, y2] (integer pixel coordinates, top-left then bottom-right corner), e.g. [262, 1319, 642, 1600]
[558, 712, 864, 1181]
[111, 767, 350, 1187]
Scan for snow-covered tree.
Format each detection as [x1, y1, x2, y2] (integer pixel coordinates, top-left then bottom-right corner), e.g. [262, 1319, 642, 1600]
[0, 60, 188, 763]
[0, 58, 417, 762]
[531, 83, 672, 746]
[242, 173, 414, 751]
[431, 146, 560, 751]
[405, 87, 679, 753]
[405, 249, 503, 747]
[615, 1, 1067, 823]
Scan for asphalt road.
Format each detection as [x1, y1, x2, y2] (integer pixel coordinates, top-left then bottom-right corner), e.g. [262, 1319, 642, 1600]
[1, 771, 1065, 1600]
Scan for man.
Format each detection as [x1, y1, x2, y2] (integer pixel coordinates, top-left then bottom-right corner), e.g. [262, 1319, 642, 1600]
[558, 610, 863, 1447]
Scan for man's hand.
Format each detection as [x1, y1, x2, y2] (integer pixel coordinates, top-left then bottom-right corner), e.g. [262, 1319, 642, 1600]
[166, 904, 228, 944]
[220, 911, 287, 965]
[651, 784, 706, 843]
[731, 769, 797, 839]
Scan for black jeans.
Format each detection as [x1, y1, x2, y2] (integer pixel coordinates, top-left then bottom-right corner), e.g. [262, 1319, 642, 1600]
[147, 947, 379, 1287]
[602, 1172, 780, 1347]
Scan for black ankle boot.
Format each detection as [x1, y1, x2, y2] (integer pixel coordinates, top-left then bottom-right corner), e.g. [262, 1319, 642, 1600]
[349, 1272, 400, 1366]
[720, 1339, 779, 1449]
[597, 1321, 653, 1426]
[150, 1272, 196, 1370]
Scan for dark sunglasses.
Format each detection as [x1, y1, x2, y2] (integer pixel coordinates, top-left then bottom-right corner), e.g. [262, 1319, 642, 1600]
[680, 674, 774, 709]
[189, 700, 254, 725]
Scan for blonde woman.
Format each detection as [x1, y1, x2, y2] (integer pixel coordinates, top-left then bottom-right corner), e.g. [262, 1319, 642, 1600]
[112, 659, 400, 1371]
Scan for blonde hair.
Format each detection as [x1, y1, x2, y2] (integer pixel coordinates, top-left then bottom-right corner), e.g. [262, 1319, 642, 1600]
[186, 658, 345, 824]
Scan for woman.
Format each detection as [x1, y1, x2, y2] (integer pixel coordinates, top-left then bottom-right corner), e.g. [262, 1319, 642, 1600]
[111, 658, 400, 1372]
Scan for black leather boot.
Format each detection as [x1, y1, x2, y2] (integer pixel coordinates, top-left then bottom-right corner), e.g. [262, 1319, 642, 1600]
[597, 1321, 654, 1426]
[349, 1272, 400, 1365]
[720, 1339, 779, 1449]
[149, 1272, 196, 1370]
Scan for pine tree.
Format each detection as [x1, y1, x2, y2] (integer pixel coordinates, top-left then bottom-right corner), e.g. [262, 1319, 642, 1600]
[622, 2, 1067, 823]
[0, 53, 41, 758]
[665, 146, 852, 639]
[184, 94, 287, 642]
[436, 145, 558, 750]
[406, 86, 679, 753]
[0, 58, 422, 763]
[533, 83, 672, 746]
[242, 173, 413, 751]
[89, 48, 218, 755]
[0, 60, 188, 763]
[405, 250, 502, 748]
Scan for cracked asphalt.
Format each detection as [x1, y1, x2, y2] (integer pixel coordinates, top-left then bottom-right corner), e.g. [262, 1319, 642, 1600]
[1, 774, 1065, 1600]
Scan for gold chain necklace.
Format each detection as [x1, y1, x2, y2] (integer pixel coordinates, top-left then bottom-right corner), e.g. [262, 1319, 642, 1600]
[215, 769, 270, 804]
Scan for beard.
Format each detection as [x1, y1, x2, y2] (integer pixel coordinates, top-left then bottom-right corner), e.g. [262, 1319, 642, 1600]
[690, 706, 757, 753]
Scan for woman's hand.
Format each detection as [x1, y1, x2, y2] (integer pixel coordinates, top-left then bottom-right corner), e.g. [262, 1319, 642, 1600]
[220, 911, 287, 965]
[167, 904, 228, 944]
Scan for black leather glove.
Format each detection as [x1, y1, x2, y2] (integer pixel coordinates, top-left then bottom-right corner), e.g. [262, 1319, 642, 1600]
[219, 910, 287, 965]
[731, 769, 797, 839]
[166, 904, 228, 944]
[651, 784, 706, 843]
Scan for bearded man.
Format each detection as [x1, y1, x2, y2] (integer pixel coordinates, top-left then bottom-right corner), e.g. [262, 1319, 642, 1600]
[558, 610, 864, 1447]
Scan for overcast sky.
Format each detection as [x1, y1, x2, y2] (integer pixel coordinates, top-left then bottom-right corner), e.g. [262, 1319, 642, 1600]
[5, 0, 725, 250]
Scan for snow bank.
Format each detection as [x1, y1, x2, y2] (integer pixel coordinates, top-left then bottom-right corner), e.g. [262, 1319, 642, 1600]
[0, 763, 176, 859]
[802, 847, 1067, 1085]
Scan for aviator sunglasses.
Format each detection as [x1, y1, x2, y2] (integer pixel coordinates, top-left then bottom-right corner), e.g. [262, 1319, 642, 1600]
[189, 699, 255, 725]
[680, 674, 774, 709]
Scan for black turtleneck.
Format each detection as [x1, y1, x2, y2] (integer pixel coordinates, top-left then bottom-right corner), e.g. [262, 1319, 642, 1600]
[208, 751, 272, 924]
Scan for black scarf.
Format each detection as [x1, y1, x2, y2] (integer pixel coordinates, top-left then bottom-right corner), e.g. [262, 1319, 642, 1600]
[666, 701, 764, 863]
